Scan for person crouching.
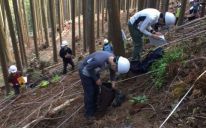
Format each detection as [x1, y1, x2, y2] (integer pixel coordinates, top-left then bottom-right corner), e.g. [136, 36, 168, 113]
[8, 65, 22, 95]
[79, 51, 130, 120]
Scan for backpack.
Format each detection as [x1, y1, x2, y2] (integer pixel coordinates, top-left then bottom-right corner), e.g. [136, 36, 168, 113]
[97, 82, 115, 112]
[130, 47, 164, 73]
[103, 43, 113, 53]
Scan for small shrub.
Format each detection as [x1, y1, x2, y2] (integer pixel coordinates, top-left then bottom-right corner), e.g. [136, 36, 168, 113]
[150, 47, 183, 88]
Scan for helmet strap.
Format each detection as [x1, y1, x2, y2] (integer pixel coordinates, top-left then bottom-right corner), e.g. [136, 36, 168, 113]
[113, 56, 120, 64]
[160, 12, 166, 24]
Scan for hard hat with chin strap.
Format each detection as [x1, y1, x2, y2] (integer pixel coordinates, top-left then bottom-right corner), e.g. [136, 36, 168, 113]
[9, 65, 17, 73]
[116, 56, 130, 74]
[164, 12, 176, 26]
[61, 40, 68, 47]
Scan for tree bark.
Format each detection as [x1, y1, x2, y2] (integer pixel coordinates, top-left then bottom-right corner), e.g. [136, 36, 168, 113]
[0, 6, 10, 95]
[126, 0, 130, 23]
[4, 0, 22, 72]
[49, 0, 58, 62]
[78, 0, 81, 39]
[41, 0, 50, 47]
[177, 0, 187, 26]
[0, 1, 12, 64]
[30, 0, 39, 59]
[163, 0, 169, 12]
[107, 0, 125, 56]
[147, 0, 156, 8]
[83, 0, 87, 52]
[13, 0, 27, 67]
[85, 0, 95, 53]
[58, 0, 63, 44]
[96, 0, 100, 38]
[201, 0, 206, 17]
[101, 0, 105, 34]
[138, 0, 144, 11]
[71, 0, 76, 56]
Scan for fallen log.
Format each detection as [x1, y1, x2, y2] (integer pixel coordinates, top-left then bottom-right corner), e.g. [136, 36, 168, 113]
[49, 97, 78, 115]
[22, 96, 79, 128]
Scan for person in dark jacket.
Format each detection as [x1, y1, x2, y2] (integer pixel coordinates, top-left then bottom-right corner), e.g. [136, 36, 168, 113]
[79, 51, 130, 119]
[8, 65, 23, 95]
[59, 40, 75, 74]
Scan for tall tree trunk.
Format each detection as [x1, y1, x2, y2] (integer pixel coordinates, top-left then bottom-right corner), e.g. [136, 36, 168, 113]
[96, 0, 100, 38]
[101, 0, 105, 34]
[71, 0, 76, 56]
[86, 0, 95, 53]
[49, 0, 58, 62]
[160, 0, 164, 11]
[0, 0, 5, 29]
[30, 0, 39, 59]
[0, 1, 12, 64]
[22, 0, 30, 48]
[107, 0, 125, 56]
[138, 0, 145, 11]
[201, 0, 206, 17]
[4, 0, 22, 72]
[83, 0, 87, 52]
[105, 0, 108, 21]
[60, 0, 64, 30]
[156, 0, 160, 10]
[40, 0, 44, 45]
[68, 0, 71, 20]
[177, 0, 187, 26]
[58, 0, 63, 44]
[126, 0, 130, 23]
[0, 6, 10, 95]
[19, 0, 28, 67]
[41, 0, 50, 47]
[163, 0, 169, 12]
[13, 0, 27, 67]
[78, 0, 81, 39]
[0, 25, 10, 95]
[147, 0, 156, 8]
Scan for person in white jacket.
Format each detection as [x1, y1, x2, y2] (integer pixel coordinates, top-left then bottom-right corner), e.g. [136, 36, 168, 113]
[128, 8, 176, 61]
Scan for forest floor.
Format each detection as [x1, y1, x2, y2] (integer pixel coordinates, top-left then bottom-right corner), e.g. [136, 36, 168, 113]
[0, 11, 206, 128]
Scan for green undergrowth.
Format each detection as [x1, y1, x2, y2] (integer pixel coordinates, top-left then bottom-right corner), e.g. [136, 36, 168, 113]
[150, 47, 184, 89]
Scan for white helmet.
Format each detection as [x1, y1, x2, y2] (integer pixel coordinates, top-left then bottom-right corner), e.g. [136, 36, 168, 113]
[189, 0, 194, 3]
[61, 40, 68, 47]
[9, 65, 17, 73]
[103, 39, 109, 44]
[165, 12, 176, 26]
[117, 56, 130, 74]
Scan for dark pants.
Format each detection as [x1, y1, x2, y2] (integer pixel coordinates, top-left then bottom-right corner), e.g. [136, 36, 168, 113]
[13, 85, 20, 95]
[79, 69, 99, 118]
[128, 21, 143, 61]
[63, 58, 74, 74]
